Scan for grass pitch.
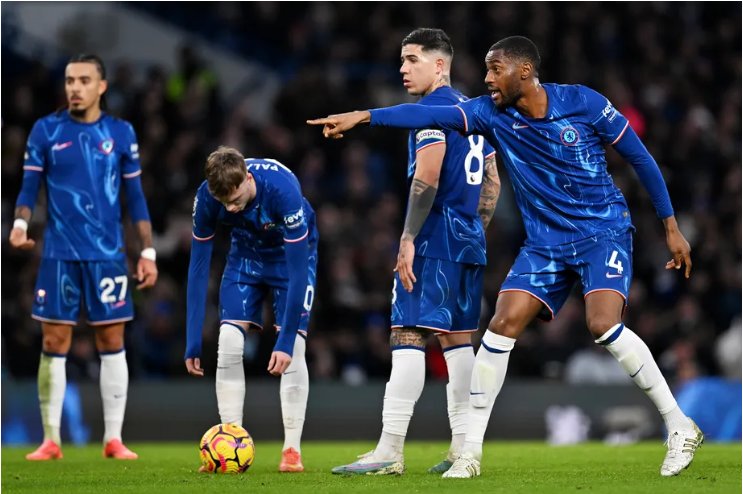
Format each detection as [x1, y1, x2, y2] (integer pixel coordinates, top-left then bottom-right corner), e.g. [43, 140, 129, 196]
[2, 441, 740, 494]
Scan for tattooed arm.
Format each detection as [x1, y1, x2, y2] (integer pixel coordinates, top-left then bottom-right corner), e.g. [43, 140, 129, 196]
[478, 152, 500, 229]
[395, 140, 445, 292]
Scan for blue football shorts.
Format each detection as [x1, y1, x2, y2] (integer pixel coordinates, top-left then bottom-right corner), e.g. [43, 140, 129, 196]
[32, 258, 134, 326]
[219, 251, 318, 336]
[500, 229, 633, 320]
[391, 255, 484, 333]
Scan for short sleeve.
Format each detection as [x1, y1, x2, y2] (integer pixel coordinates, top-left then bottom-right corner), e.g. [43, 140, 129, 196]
[582, 86, 630, 145]
[192, 184, 219, 241]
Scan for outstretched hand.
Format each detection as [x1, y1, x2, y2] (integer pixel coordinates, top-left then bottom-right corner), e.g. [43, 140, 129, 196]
[306, 111, 371, 139]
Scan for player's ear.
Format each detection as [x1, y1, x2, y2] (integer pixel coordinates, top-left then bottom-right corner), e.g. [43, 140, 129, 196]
[98, 79, 108, 97]
[520, 61, 533, 80]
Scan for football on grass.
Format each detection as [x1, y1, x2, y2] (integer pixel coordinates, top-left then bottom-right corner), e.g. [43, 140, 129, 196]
[199, 423, 255, 474]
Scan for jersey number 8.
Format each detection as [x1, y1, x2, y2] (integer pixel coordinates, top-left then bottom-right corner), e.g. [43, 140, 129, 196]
[464, 135, 485, 185]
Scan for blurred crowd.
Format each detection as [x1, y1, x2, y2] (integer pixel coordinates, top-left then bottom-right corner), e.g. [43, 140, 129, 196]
[2, 2, 740, 386]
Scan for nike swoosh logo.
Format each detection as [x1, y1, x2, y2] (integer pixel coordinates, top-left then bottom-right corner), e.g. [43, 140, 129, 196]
[630, 364, 644, 378]
[605, 273, 623, 278]
[113, 394, 125, 399]
[469, 392, 485, 395]
[512, 123, 529, 129]
[283, 371, 296, 375]
[51, 141, 73, 152]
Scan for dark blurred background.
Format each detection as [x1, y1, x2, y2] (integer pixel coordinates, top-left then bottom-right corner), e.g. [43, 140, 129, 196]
[2, 2, 740, 396]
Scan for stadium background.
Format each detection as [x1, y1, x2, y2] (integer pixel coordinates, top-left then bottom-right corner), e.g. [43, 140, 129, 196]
[1, 2, 740, 443]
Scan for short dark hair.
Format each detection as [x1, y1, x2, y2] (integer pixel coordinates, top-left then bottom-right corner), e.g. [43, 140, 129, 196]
[402, 28, 453, 58]
[67, 53, 107, 80]
[205, 146, 247, 199]
[490, 36, 541, 74]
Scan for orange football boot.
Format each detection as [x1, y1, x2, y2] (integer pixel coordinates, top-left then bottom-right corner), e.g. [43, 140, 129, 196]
[26, 440, 63, 461]
[279, 447, 304, 472]
[103, 439, 138, 459]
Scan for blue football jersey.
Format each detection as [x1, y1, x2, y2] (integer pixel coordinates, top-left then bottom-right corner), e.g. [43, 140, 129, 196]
[407, 86, 495, 265]
[456, 84, 633, 246]
[192, 158, 317, 262]
[21, 111, 142, 260]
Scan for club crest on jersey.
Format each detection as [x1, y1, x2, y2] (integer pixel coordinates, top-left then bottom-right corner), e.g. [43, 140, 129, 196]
[560, 126, 580, 146]
[99, 139, 115, 155]
[36, 289, 46, 305]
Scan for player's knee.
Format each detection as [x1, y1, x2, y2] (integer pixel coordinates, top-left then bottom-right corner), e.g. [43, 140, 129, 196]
[586, 316, 620, 339]
[438, 332, 471, 348]
[487, 314, 523, 340]
[95, 332, 124, 352]
[218, 324, 245, 359]
[42, 332, 71, 353]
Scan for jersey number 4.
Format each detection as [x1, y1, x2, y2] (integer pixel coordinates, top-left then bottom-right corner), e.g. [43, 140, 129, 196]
[607, 250, 624, 274]
[465, 135, 485, 185]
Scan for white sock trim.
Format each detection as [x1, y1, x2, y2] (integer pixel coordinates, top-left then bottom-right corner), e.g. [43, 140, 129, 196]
[595, 323, 624, 345]
[481, 331, 516, 353]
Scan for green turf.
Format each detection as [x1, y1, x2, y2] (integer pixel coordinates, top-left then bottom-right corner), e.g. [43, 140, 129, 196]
[2, 441, 740, 493]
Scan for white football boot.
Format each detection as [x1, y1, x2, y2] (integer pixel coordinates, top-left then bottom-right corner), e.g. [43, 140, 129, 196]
[660, 418, 704, 477]
[442, 453, 481, 478]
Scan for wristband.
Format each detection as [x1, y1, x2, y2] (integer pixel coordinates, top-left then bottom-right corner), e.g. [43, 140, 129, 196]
[13, 218, 28, 232]
[140, 247, 157, 262]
